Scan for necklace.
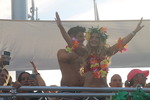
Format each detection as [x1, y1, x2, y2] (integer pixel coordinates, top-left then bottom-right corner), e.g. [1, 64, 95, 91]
[88, 54, 109, 78]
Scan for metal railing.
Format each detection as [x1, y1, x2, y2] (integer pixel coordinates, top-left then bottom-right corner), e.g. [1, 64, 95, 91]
[0, 86, 150, 97]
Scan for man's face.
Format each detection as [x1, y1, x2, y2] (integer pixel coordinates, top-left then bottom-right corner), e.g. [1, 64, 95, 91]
[109, 75, 123, 87]
[75, 32, 85, 45]
[0, 70, 9, 86]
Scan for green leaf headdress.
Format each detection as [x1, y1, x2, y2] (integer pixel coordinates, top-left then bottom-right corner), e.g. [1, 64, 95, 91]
[86, 26, 108, 42]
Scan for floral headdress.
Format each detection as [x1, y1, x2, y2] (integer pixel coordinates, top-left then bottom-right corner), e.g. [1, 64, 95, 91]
[86, 26, 108, 42]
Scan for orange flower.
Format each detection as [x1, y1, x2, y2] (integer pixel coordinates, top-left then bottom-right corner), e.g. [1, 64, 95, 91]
[116, 37, 128, 53]
[100, 64, 107, 68]
[73, 41, 79, 48]
[101, 27, 107, 32]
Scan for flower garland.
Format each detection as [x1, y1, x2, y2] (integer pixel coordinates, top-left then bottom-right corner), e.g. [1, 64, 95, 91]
[86, 27, 108, 42]
[89, 55, 109, 78]
[116, 37, 128, 53]
[66, 37, 79, 53]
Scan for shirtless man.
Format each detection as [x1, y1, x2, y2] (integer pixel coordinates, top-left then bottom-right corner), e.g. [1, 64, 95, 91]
[56, 12, 86, 87]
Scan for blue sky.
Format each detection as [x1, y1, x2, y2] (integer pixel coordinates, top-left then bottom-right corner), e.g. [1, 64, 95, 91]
[0, 0, 150, 20]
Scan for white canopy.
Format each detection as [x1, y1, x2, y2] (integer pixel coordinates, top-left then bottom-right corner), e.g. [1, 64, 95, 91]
[0, 19, 149, 71]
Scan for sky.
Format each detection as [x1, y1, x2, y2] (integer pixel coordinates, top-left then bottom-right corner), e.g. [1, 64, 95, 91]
[1, 0, 150, 86]
[0, 0, 150, 20]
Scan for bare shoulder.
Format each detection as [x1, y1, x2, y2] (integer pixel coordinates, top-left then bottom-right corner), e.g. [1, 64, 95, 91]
[57, 49, 67, 57]
[57, 49, 80, 62]
[57, 49, 66, 54]
[57, 49, 69, 61]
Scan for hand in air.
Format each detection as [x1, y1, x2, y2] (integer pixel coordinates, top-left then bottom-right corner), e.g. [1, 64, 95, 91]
[55, 12, 62, 27]
[133, 17, 144, 33]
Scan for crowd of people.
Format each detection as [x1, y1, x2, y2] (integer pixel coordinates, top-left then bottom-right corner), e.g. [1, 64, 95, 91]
[0, 12, 149, 100]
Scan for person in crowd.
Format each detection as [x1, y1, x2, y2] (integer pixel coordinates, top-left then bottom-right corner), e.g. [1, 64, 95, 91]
[17, 61, 47, 87]
[2, 76, 14, 94]
[0, 55, 12, 100]
[48, 85, 59, 100]
[0, 68, 10, 87]
[56, 12, 87, 100]
[82, 17, 144, 88]
[81, 18, 144, 100]
[0, 54, 10, 86]
[56, 12, 86, 87]
[0, 68, 14, 100]
[17, 71, 30, 86]
[16, 61, 48, 100]
[30, 61, 47, 87]
[49, 85, 58, 93]
[125, 69, 149, 88]
[109, 74, 123, 100]
[16, 71, 31, 100]
[109, 74, 123, 87]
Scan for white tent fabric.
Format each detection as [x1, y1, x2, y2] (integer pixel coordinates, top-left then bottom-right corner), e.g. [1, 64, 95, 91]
[0, 19, 149, 71]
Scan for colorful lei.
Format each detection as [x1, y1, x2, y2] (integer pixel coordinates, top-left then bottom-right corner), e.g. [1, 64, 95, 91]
[89, 55, 109, 78]
[86, 26, 108, 42]
[116, 37, 128, 53]
[66, 37, 79, 53]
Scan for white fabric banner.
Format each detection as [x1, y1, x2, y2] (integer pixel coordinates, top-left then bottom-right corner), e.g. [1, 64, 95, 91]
[0, 19, 149, 71]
